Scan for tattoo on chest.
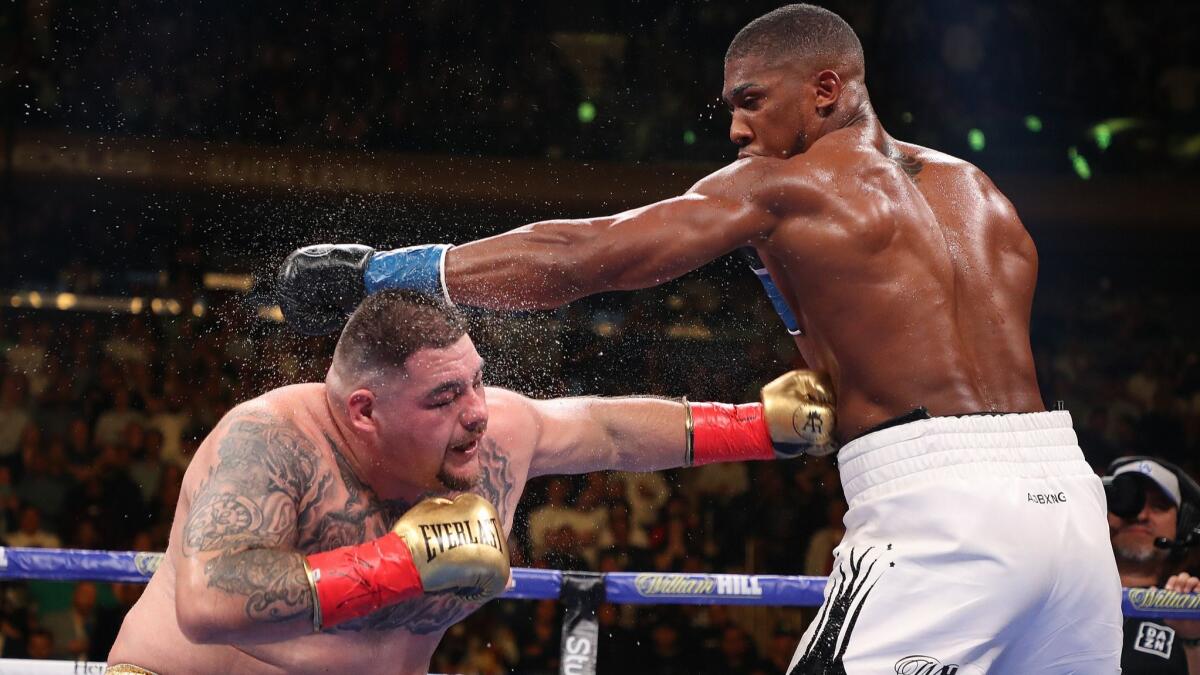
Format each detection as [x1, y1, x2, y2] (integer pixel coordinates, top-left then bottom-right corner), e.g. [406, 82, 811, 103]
[329, 436, 518, 635]
[298, 437, 411, 551]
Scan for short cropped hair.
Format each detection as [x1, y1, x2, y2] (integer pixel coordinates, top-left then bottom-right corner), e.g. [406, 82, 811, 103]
[726, 4, 864, 75]
[333, 289, 468, 376]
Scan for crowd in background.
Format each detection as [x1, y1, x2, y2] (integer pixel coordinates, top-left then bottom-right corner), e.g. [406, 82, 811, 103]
[0, 0, 1197, 670]
[4, 0, 1199, 172]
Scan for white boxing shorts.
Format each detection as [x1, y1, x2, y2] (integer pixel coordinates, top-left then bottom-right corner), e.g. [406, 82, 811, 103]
[788, 410, 1122, 675]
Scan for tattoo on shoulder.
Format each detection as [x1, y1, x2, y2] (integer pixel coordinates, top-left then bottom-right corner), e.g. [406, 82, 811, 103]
[183, 409, 328, 623]
[891, 151, 924, 182]
[333, 436, 518, 636]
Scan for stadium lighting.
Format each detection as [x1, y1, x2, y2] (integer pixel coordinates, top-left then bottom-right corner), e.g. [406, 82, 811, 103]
[577, 101, 597, 124]
[967, 128, 986, 152]
[1067, 146, 1092, 180]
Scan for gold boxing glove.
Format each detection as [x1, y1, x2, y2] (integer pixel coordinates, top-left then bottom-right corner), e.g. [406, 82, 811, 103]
[392, 493, 510, 601]
[761, 369, 839, 458]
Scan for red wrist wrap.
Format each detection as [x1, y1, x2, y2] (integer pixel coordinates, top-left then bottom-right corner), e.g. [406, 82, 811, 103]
[689, 402, 775, 465]
[305, 532, 423, 628]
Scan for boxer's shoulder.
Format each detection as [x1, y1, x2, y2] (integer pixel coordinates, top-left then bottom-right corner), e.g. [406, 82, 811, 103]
[478, 386, 540, 465]
[183, 392, 331, 508]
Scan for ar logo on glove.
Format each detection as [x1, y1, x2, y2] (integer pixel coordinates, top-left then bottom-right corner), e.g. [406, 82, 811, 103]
[796, 410, 824, 436]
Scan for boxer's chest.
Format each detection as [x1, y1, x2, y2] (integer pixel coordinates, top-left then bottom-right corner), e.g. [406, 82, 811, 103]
[297, 436, 522, 635]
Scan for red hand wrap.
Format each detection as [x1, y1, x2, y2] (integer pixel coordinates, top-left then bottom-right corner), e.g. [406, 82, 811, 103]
[305, 532, 423, 628]
[690, 402, 775, 465]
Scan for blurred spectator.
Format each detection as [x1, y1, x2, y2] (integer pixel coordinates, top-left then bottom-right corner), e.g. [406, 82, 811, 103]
[89, 582, 143, 662]
[15, 439, 70, 529]
[6, 505, 60, 549]
[42, 581, 98, 661]
[0, 376, 32, 466]
[129, 428, 165, 503]
[515, 600, 560, 673]
[4, 321, 47, 383]
[528, 478, 603, 562]
[701, 625, 768, 674]
[617, 470, 670, 543]
[93, 390, 144, 447]
[804, 499, 849, 577]
[145, 394, 191, 469]
[644, 621, 699, 675]
[25, 629, 54, 660]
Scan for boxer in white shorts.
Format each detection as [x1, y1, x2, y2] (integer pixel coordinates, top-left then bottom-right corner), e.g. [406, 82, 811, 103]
[790, 409, 1122, 674]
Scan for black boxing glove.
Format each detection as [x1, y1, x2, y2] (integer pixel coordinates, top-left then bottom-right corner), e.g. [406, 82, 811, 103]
[276, 244, 375, 336]
[277, 243, 455, 335]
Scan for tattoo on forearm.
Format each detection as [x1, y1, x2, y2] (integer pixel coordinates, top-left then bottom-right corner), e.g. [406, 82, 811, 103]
[205, 550, 312, 622]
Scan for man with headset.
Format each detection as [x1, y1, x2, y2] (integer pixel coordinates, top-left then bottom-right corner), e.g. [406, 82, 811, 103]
[1106, 457, 1200, 673]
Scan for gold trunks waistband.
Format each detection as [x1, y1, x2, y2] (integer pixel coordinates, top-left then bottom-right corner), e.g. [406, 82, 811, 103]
[105, 664, 160, 675]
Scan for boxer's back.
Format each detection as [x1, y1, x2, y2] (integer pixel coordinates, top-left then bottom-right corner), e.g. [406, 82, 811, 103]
[757, 131, 1043, 439]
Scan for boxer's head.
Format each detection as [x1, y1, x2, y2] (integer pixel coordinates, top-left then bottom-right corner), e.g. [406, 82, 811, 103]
[328, 290, 486, 496]
[723, 4, 866, 159]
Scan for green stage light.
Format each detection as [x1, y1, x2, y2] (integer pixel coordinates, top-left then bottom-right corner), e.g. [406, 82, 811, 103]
[1024, 115, 1042, 132]
[683, 130, 697, 145]
[967, 128, 986, 152]
[1067, 146, 1092, 180]
[577, 101, 597, 124]
[1093, 124, 1112, 151]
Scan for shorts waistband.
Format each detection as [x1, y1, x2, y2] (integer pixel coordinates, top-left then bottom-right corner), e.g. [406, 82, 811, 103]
[106, 664, 160, 675]
[838, 410, 1085, 504]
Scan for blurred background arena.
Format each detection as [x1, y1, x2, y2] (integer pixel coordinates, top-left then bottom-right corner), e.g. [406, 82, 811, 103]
[1, 1, 1199, 671]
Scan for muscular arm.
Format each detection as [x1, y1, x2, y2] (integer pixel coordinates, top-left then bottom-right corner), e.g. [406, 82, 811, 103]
[175, 409, 327, 644]
[445, 161, 785, 309]
[509, 390, 688, 478]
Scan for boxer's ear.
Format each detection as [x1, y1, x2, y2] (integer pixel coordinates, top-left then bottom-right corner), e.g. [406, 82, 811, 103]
[814, 69, 841, 116]
[347, 389, 377, 432]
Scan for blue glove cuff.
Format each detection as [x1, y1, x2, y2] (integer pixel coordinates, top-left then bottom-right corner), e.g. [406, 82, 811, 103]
[364, 244, 453, 304]
[741, 248, 802, 336]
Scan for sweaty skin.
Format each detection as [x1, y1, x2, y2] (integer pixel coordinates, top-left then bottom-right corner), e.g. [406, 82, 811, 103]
[443, 57, 1042, 440]
[108, 382, 686, 674]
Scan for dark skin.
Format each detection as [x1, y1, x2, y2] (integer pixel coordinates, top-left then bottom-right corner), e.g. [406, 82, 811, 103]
[445, 53, 1044, 439]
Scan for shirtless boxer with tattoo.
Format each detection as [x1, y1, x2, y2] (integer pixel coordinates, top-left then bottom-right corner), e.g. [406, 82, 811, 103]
[106, 290, 831, 674]
[278, 5, 1122, 672]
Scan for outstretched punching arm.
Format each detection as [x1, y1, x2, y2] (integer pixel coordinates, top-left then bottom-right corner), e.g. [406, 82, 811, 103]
[487, 369, 837, 480]
[445, 183, 778, 309]
[275, 159, 812, 334]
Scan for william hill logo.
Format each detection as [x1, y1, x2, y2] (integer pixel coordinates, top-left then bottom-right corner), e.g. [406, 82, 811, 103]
[634, 574, 764, 598]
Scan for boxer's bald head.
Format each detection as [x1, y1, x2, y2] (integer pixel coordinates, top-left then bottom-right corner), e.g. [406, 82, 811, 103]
[722, 5, 869, 159]
[726, 4, 864, 79]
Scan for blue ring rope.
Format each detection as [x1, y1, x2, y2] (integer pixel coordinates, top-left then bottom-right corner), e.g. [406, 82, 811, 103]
[0, 547, 1193, 619]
